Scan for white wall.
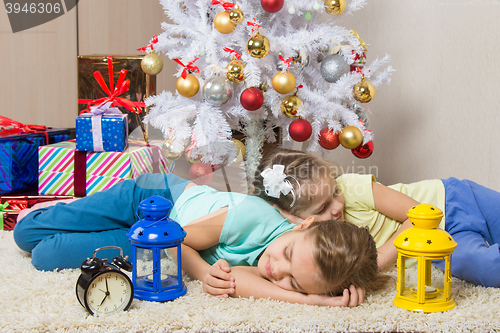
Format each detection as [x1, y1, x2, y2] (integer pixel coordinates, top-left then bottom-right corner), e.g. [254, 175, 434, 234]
[325, 0, 500, 190]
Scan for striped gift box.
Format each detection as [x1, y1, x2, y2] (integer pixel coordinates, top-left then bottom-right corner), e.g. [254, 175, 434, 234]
[38, 139, 174, 196]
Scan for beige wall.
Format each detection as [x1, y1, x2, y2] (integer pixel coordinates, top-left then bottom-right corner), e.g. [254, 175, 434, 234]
[329, 0, 500, 190]
[2, 0, 500, 191]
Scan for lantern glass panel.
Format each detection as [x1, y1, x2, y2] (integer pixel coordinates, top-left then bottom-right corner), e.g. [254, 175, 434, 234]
[134, 247, 181, 291]
[135, 247, 154, 291]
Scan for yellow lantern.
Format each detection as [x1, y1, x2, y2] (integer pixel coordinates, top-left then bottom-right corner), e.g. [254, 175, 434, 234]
[393, 204, 457, 313]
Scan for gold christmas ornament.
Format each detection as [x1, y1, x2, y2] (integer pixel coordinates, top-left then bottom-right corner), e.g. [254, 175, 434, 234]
[247, 32, 270, 58]
[353, 78, 376, 103]
[176, 74, 200, 97]
[185, 151, 201, 164]
[324, 0, 346, 15]
[141, 52, 163, 75]
[272, 71, 296, 94]
[226, 58, 246, 83]
[214, 11, 236, 34]
[339, 126, 363, 149]
[229, 5, 244, 24]
[161, 139, 182, 160]
[232, 139, 246, 163]
[280, 93, 302, 118]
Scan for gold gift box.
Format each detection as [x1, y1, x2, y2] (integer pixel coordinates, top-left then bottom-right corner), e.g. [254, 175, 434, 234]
[77, 55, 156, 136]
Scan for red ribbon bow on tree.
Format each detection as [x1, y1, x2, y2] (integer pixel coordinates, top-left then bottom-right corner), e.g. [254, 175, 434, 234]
[212, 0, 234, 11]
[223, 47, 241, 59]
[137, 35, 159, 52]
[78, 56, 146, 114]
[279, 55, 293, 71]
[247, 18, 261, 34]
[0, 115, 48, 142]
[173, 58, 200, 79]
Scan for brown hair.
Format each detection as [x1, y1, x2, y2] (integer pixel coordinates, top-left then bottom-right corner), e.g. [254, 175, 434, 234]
[305, 221, 391, 295]
[251, 148, 340, 215]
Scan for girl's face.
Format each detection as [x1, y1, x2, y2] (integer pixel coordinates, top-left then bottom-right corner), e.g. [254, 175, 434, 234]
[257, 228, 326, 295]
[297, 177, 345, 222]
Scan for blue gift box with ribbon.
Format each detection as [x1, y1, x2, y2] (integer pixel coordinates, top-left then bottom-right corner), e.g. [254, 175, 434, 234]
[76, 102, 129, 152]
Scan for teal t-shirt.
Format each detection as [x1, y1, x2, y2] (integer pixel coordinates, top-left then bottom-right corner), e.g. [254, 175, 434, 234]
[170, 185, 294, 266]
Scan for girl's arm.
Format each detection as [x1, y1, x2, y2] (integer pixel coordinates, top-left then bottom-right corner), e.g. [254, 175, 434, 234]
[175, 207, 235, 297]
[371, 182, 419, 269]
[179, 208, 364, 306]
[229, 266, 365, 307]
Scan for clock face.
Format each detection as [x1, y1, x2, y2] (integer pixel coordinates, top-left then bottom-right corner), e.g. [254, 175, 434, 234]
[84, 270, 133, 316]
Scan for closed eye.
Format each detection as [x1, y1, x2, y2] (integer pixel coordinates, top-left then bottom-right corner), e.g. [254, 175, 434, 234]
[284, 245, 298, 291]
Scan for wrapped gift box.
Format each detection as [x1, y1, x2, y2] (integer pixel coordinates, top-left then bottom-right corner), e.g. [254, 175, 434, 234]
[76, 112, 128, 152]
[1, 195, 74, 230]
[38, 140, 174, 197]
[0, 128, 72, 195]
[78, 55, 156, 136]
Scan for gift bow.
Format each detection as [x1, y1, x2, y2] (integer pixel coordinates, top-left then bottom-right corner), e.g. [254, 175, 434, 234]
[78, 56, 146, 114]
[88, 102, 123, 116]
[212, 0, 234, 11]
[0, 116, 49, 143]
[173, 58, 200, 79]
[0, 202, 23, 230]
[261, 165, 293, 199]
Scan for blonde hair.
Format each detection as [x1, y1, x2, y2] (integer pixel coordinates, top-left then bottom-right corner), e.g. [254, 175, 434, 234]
[305, 221, 391, 295]
[251, 148, 340, 215]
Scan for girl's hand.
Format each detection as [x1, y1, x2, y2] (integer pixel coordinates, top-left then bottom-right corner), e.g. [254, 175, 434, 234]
[305, 285, 366, 307]
[273, 204, 305, 224]
[202, 259, 235, 298]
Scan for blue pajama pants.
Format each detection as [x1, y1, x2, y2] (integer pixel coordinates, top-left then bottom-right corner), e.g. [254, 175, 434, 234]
[432, 178, 500, 287]
[13, 173, 190, 271]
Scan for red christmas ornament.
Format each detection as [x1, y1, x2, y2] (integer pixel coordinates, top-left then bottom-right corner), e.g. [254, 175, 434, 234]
[289, 118, 312, 142]
[189, 162, 213, 185]
[240, 87, 264, 111]
[318, 127, 340, 150]
[261, 0, 284, 13]
[352, 141, 374, 159]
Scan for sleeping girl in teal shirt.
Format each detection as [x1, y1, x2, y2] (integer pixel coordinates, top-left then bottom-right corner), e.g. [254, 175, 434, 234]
[14, 173, 385, 307]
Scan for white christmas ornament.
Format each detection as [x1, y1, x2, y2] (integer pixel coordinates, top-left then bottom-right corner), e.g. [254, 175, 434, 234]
[202, 75, 233, 106]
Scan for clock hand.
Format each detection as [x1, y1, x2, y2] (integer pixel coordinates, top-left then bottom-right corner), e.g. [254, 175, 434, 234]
[99, 276, 110, 306]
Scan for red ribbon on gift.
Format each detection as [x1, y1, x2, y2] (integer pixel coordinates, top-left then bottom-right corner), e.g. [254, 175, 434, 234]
[137, 35, 159, 52]
[78, 56, 146, 114]
[173, 58, 200, 79]
[212, 0, 234, 11]
[223, 47, 241, 59]
[0, 115, 49, 143]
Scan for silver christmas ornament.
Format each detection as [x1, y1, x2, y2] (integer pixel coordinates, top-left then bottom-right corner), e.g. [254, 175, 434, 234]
[320, 53, 350, 83]
[353, 104, 370, 128]
[203, 75, 233, 106]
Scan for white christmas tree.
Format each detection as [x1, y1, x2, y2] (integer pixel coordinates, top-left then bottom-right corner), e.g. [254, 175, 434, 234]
[143, 0, 394, 182]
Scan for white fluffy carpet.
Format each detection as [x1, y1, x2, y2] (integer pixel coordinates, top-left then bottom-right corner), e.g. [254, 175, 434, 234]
[1, 230, 499, 333]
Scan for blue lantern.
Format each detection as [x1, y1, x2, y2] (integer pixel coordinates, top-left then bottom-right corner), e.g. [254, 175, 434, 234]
[126, 195, 187, 301]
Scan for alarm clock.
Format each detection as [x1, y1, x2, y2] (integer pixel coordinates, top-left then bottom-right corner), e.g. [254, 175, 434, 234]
[76, 246, 134, 316]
